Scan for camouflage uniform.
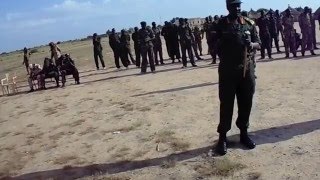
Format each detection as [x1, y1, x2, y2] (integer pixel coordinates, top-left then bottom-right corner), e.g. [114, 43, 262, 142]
[139, 22, 155, 73]
[309, 9, 318, 49]
[209, 16, 220, 64]
[193, 26, 203, 56]
[178, 19, 197, 67]
[132, 28, 141, 67]
[256, 13, 272, 59]
[120, 30, 136, 65]
[92, 34, 106, 69]
[23, 47, 30, 74]
[161, 22, 171, 57]
[282, 12, 297, 57]
[152, 23, 164, 65]
[269, 13, 281, 52]
[299, 10, 315, 56]
[203, 17, 212, 55]
[58, 54, 80, 87]
[109, 30, 128, 68]
[275, 10, 284, 40]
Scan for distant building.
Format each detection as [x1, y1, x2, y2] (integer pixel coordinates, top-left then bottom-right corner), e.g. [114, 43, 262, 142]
[172, 17, 206, 29]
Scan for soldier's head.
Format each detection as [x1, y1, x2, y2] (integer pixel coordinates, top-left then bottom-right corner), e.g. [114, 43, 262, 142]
[304, 6, 309, 13]
[152, 22, 156, 27]
[241, 11, 248, 17]
[121, 29, 126, 35]
[208, 16, 213, 22]
[112, 28, 115, 33]
[214, 15, 219, 21]
[285, 8, 291, 16]
[268, 10, 274, 17]
[140, 21, 147, 29]
[93, 33, 97, 39]
[184, 18, 188, 24]
[134, 27, 139, 32]
[205, 17, 209, 22]
[275, 10, 279, 15]
[309, 8, 312, 14]
[164, 21, 168, 26]
[179, 18, 185, 25]
[226, 0, 242, 17]
[23, 47, 28, 53]
[260, 10, 265, 17]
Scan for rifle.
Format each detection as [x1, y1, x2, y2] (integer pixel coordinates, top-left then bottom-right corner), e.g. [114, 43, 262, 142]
[243, 31, 251, 78]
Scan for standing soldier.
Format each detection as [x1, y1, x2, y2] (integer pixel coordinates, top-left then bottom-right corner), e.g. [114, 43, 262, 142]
[256, 10, 272, 59]
[299, 7, 316, 56]
[132, 27, 141, 67]
[152, 22, 164, 65]
[22, 47, 30, 74]
[92, 33, 106, 70]
[193, 26, 203, 56]
[269, 11, 281, 53]
[120, 29, 136, 66]
[169, 22, 182, 63]
[178, 18, 197, 68]
[161, 21, 171, 57]
[309, 8, 318, 49]
[139, 21, 156, 74]
[185, 18, 203, 61]
[214, 0, 261, 155]
[109, 28, 128, 69]
[282, 9, 297, 58]
[210, 15, 220, 64]
[275, 10, 284, 42]
[203, 17, 211, 55]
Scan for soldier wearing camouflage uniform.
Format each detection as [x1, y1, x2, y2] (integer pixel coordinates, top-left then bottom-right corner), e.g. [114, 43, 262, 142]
[184, 18, 203, 61]
[132, 27, 141, 67]
[282, 9, 297, 58]
[309, 8, 318, 49]
[215, 0, 261, 156]
[299, 7, 316, 56]
[193, 26, 203, 56]
[92, 33, 106, 70]
[178, 18, 197, 68]
[209, 15, 220, 64]
[256, 10, 272, 59]
[120, 29, 136, 66]
[139, 21, 156, 73]
[269, 11, 281, 53]
[109, 29, 128, 69]
[152, 22, 164, 65]
[275, 10, 284, 42]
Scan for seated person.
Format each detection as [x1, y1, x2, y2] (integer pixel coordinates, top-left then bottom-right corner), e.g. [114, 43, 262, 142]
[294, 29, 302, 51]
[28, 64, 44, 92]
[58, 54, 80, 87]
[40, 57, 60, 88]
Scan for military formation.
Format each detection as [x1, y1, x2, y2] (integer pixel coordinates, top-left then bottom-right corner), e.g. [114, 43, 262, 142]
[21, 0, 320, 156]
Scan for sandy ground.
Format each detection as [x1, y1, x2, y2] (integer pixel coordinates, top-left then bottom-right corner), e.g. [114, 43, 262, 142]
[0, 23, 320, 180]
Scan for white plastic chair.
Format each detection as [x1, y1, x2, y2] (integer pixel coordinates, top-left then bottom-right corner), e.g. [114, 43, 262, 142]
[1, 73, 18, 95]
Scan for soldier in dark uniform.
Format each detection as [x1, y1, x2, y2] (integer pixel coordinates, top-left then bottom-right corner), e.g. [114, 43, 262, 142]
[168, 22, 182, 63]
[139, 21, 156, 73]
[92, 33, 106, 70]
[132, 27, 141, 67]
[120, 29, 136, 66]
[275, 10, 284, 41]
[178, 18, 197, 68]
[210, 15, 220, 64]
[256, 10, 272, 59]
[215, 0, 261, 155]
[40, 58, 60, 88]
[282, 9, 297, 58]
[58, 54, 80, 87]
[22, 47, 30, 74]
[299, 7, 316, 56]
[203, 17, 211, 55]
[185, 18, 203, 61]
[268, 11, 281, 53]
[109, 28, 128, 69]
[152, 22, 164, 65]
[309, 8, 318, 49]
[161, 21, 171, 57]
[193, 26, 203, 56]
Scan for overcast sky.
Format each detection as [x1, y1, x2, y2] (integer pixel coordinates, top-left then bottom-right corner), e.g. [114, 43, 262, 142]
[0, 0, 319, 52]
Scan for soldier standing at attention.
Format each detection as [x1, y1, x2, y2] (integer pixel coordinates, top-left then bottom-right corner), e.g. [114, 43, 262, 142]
[215, 0, 261, 155]
[203, 17, 211, 55]
[210, 15, 220, 64]
[178, 18, 197, 68]
[132, 27, 141, 67]
[139, 21, 156, 74]
[161, 21, 171, 57]
[309, 8, 318, 49]
[299, 7, 316, 56]
[169, 22, 182, 63]
[256, 10, 272, 59]
[22, 47, 30, 74]
[120, 29, 136, 66]
[275, 10, 284, 42]
[193, 26, 203, 56]
[152, 22, 165, 65]
[185, 18, 203, 61]
[109, 28, 127, 69]
[92, 33, 106, 70]
[269, 11, 281, 53]
[282, 9, 297, 58]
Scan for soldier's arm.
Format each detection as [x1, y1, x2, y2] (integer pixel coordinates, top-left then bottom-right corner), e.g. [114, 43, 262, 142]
[250, 25, 261, 49]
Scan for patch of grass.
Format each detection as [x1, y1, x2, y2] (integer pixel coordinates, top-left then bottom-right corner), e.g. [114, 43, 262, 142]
[26, 123, 34, 127]
[25, 132, 44, 146]
[85, 164, 102, 176]
[155, 130, 190, 152]
[247, 172, 262, 180]
[131, 149, 149, 160]
[52, 155, 79, 165]
[194, 158, 246, 177]
[12, 131, 24, 136]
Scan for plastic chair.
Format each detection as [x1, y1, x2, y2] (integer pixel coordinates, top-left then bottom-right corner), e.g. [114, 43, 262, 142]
[1, 73, 18, 95]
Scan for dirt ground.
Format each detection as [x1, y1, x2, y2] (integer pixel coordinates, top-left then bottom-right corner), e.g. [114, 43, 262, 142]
[0, 23, 320, 180]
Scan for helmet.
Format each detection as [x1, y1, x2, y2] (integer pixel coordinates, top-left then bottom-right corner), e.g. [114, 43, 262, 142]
[226, 0, 242, 4]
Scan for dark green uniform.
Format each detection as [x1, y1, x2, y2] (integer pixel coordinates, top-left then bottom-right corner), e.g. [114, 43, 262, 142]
[92, 34, 106, 70]
[217, 15, 260, 134]
[139, 23, 155, 73]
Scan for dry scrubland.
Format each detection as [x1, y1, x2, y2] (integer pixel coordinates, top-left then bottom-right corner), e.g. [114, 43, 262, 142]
[0, 23, 320, 180]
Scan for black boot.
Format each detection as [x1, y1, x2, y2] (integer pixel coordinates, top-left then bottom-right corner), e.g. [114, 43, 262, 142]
[215, 133, 227, 155]
[240, 130, 256, 149]
[311, 51, 316, 56]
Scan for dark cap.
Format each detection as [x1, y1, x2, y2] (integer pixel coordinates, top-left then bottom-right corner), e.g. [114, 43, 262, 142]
[93, 33, 97, 36]
[226, 0, 242, 4]
[140, 21, 146, 25]
[152, 22, 156, 25]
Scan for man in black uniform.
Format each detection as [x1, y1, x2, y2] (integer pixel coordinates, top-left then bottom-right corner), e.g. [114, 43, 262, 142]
[210, 15, 220, 64]
[132, 27, 141, 67]
[58, 54, 80, 87]
[215, 0, 261, 155]
[256, 10, 272, 59]
[139, 21, 156, 73]
[120, 29, 136, 66]
[178, 18, 197, 68]
[92, 33, 106, 70]
[161, 21, 171, 57]
[109, 28, 128, 69]
[268, 10, 281, 53]
[152, 22, 164, 65]
[168, 22, 182, 63]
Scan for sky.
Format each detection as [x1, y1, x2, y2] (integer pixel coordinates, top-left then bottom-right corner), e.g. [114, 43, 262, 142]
[0, 0, 319, 52]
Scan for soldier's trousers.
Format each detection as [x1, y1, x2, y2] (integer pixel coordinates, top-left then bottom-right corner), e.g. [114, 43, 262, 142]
[196, 40, 202, 55]
[260, 34, 272, 58]
[208, 41, 218, 63]
[170, 40, 181, 60]
[312, 27, 317, 48]
[284, 30, 296, 56]
[301, 30, 314, 54]
[60, 67, 80, 85]
[94, 51, 106, 69]
[42, 71, 60, 87]
[217, 63, 256, 134]
[165, 38, 171, 57]
[134, 44, 141, 67]
[141, 46, 155, 73]
[122, 45, 136, 65]
[192, 42, 202, 59]
[181, 41, 195, 66]
[270, 33, 280, 52]
[154, 44, 164, 65]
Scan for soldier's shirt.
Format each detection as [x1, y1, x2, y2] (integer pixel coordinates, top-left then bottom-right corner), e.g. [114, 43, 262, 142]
[299, 13, 312, 31]
[282, 15, 295, 32]
[268, 17, 278, 35]
[193, 29, 202, 41]
[109, 33, 121, 44]
[178, 25, 193, 43]
[216, 15, 260, 66]
[256, 16, 270, 36]
[132, 32, 140, 45]
[152, 27, 162, 45]
[93, 39, 103, 52]
[138, 28, 154, 47]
